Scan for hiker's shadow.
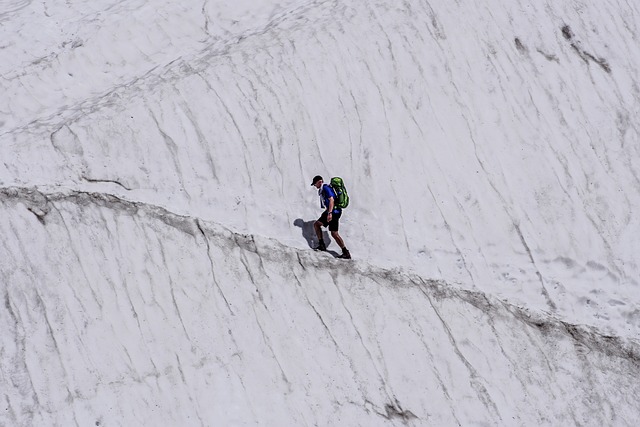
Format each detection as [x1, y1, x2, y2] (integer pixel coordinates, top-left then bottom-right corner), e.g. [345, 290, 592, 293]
[293, 218, 340, 257]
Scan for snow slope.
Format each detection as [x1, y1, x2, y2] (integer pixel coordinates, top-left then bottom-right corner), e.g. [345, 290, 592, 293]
[2, 187, 640, 425]
[2, 0, 640, 425]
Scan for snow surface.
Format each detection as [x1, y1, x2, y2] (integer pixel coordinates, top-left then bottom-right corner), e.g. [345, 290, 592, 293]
[2, 0, 640, 425]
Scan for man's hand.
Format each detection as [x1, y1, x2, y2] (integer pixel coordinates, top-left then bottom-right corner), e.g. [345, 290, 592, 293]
[327, 212, 333, 221]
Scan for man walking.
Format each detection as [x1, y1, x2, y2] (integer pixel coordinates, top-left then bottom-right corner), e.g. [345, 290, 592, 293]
[311, 175, 351, 259]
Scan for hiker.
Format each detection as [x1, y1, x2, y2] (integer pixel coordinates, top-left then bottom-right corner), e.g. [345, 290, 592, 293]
[310, 175, 351, 259]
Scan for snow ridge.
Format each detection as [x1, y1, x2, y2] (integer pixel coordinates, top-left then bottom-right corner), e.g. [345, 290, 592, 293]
[3, 185, 640, 364]
[3, 185, 640, 425]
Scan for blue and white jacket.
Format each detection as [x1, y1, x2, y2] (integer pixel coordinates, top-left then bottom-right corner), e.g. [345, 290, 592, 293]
[319, 184, 342, 214]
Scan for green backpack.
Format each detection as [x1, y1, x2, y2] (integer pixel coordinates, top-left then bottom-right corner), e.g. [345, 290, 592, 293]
[330, 177, 349, 209]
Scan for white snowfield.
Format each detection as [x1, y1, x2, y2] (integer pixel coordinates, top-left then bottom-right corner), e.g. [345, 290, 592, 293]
[3, 187, 640, 426]
[1, 0, 640, 425]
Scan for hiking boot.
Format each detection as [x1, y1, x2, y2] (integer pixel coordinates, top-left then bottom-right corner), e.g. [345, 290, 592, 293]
[338, 248, 351, 259]
[314, 241, 327, 251]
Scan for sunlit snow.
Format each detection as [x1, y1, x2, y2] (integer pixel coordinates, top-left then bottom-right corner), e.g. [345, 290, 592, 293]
[2, 0, 640, 425]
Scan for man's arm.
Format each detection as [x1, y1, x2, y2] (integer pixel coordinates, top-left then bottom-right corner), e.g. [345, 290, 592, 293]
[323, 185, 336, 216]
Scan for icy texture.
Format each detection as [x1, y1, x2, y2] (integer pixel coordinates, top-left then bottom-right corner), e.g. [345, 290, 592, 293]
[2, 188, 640, 425]
[1, 0, 640, 425]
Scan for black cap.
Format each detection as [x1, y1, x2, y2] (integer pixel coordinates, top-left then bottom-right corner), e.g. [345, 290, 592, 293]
[311, 175, 323, 186]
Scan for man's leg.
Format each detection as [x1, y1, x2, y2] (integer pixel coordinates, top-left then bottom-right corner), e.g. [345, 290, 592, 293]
[329, 213, 350, 258]
[314, 219, 327, 250]
[331, 231, 345, 248]
[314, 220, 323, 241]
[331, 231, 351, 259]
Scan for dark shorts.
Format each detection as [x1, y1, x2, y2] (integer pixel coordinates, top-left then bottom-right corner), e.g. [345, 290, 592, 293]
[318, 210, 342, 232]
